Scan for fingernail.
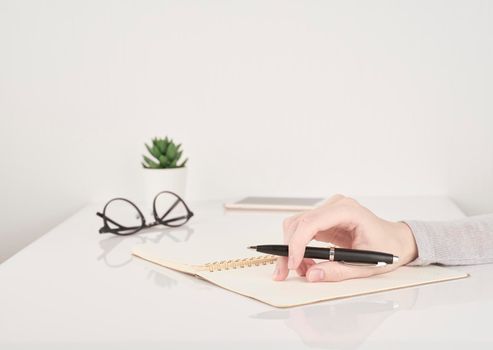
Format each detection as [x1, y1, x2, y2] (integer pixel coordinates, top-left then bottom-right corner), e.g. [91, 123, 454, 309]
[307, 269, 325, 282]
[288, 256, 296, 269]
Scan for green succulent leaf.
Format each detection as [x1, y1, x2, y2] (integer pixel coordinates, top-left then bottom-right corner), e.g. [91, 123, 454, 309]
[143, 155, 160, 168]
[143, 137, 187, 169]
[159, 155, 170, 167]
[153, 145, 162, 157]
[143, 155, 152, 166]
[145, 143, 160, 161]
[156, 139, 167, 154]
[166, 143, 177, 160]
[176, 150, 182, 161]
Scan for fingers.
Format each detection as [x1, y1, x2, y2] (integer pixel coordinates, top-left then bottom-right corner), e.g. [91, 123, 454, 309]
[281, 194, 344, 244]
[296, 259, 316, 277]
[274, 213, 304, 281]
[282, 212, 303, 244]
[276, 194, 403, 283]
[288, 215, 320, 269]
[272, 257, 289, 281]
[314, 227, 353, 247]
[287, 206, 356, 269]
[273, 258, 316, 281]
[278, 194, 370, 280]
[305, 261, 394, 282]
[275, 258, 396, 283]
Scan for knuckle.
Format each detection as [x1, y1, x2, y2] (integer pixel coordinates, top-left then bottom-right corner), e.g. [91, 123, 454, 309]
[331, 194, 345, 201]
[336, 201, 363, 218]
[298, 217, 310, 227]
[340, 197, 358, 206]
[283, 213, 304, 233]
[296, 221, 316, 239]
[324, 194, 345, 206]
[299, 213, 315, 226]
[287, 214, 320, 247]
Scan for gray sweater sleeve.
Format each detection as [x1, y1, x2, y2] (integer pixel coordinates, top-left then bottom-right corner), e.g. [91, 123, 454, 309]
[404, 214, 493, 266]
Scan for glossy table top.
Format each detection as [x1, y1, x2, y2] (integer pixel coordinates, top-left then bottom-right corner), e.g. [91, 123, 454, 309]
[1, 196, 491, 349]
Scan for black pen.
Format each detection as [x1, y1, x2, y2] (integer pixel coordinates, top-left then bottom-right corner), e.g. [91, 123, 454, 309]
[247, 245, 399, 265]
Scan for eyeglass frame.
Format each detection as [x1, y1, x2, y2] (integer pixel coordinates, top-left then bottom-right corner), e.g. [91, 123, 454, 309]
[96, 191, 194, 235]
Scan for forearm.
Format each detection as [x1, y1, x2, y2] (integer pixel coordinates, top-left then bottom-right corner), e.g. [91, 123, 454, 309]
[404, 214, 493, 266]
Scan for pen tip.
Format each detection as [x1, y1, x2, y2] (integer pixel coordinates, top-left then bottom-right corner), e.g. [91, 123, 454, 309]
[247, 246, 257, 250]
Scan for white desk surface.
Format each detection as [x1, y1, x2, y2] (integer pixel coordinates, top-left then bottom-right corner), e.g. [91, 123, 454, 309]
[1, 196, 491, 349]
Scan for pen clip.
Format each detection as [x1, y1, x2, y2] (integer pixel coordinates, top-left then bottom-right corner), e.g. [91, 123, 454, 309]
[341, 261, 387, 267]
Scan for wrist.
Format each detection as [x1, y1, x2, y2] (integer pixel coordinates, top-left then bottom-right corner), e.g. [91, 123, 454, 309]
[393, 221, 418, 265]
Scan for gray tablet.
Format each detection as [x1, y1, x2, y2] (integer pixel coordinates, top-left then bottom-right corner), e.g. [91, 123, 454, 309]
[224, 197, 325, 211]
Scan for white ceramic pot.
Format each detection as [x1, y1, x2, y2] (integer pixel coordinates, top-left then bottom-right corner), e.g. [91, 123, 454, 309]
[142, 167, 188, 207]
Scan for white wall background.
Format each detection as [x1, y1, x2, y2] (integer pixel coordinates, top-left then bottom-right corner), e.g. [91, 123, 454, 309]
[1, 0, 492, 262]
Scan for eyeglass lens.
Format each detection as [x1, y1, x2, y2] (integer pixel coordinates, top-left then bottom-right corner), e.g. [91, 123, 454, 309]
[104, 199, 144, 235]
[154, 192, 190, 227]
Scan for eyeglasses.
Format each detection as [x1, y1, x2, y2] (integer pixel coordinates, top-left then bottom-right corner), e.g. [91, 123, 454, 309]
[96, 191, 194, 235]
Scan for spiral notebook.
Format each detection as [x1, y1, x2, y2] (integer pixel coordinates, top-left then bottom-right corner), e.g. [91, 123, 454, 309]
[132, 242, 468, 308]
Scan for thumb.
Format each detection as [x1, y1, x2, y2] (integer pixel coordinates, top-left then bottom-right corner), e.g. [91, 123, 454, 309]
[305, 261, 394, 282]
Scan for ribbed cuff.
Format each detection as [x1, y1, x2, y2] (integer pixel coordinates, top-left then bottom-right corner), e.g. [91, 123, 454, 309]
[402, 220, 435, 266]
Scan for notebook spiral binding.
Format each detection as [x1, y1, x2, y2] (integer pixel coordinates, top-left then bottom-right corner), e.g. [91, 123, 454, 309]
[201, 255, 277, 272]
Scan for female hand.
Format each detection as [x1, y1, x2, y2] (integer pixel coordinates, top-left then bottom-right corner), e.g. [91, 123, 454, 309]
[273, 195, 418, 282]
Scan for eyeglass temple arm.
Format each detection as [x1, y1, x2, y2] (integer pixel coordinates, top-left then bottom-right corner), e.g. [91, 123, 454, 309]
[160, 214, 191, 225]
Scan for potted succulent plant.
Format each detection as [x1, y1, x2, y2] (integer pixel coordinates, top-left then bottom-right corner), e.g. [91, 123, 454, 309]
[142, 137, 188, 204]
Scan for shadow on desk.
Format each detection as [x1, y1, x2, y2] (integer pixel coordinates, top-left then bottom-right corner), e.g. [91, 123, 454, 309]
[97, 226, 194, 268]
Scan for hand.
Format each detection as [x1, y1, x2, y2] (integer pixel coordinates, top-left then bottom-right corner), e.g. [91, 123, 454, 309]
[273, 195, 418, 282]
